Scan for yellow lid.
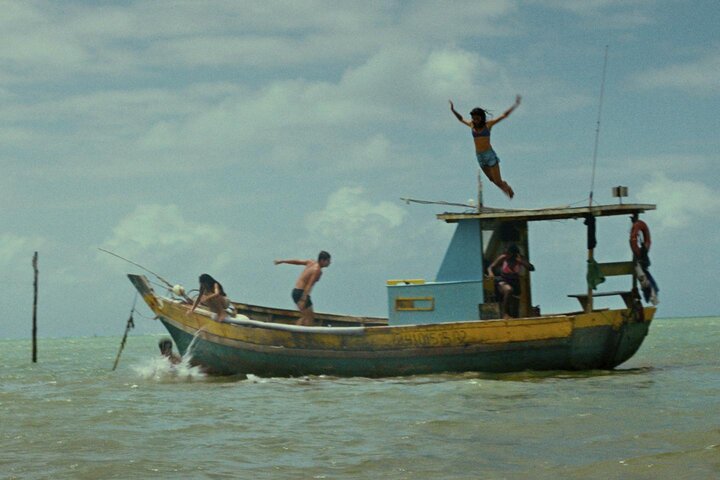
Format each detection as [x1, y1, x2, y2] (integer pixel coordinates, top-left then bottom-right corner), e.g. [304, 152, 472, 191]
[386, 279, 425, 286]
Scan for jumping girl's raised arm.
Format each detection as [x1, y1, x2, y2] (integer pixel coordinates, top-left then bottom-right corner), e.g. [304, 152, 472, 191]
[449, 100, 472, 127]
[487, 95, 521, 127]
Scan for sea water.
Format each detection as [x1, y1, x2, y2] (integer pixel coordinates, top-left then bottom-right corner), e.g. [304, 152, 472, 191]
[1, 316, 718, 479]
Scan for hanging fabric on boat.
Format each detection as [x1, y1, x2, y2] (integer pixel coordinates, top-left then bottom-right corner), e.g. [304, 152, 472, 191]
[585, 214, 603, 290]
[635, 263, 659, 305]
[630, 214, 658, 305]
[587, 258, 606, 290]
[634, 242, 659, 305]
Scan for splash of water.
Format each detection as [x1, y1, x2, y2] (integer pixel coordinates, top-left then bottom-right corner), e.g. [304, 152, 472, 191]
[132, 355, 206, 381]
[183, 326, 206, 361]
[133, 328, 208, 381]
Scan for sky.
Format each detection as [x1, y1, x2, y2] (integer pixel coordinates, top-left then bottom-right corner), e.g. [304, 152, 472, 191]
[2, 0, 719, 340]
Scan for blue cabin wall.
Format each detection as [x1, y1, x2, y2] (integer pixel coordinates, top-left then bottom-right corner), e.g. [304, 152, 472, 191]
[435, 220, 484, 282]
[387, 219, 488, 325]
[387, 281, 484, 325]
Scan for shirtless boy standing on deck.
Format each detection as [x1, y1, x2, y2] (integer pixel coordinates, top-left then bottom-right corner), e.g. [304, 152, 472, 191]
[274, 251, 331, 326]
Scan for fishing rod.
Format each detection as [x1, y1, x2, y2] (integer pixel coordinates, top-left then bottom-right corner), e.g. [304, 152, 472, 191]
[98, 248, 174, 290]
[400, 197, 477, 209]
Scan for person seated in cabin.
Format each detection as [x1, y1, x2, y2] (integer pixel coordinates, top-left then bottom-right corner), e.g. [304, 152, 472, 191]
[158, 338, 181, 365]
[487, 244, 534, 319]
[188, 273, 231, 322]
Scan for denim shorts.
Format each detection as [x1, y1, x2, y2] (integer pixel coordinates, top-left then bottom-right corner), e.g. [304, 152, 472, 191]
[476, 148, 499, 168]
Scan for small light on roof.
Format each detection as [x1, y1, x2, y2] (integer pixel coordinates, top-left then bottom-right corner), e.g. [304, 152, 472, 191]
[612, 186, 628, 204]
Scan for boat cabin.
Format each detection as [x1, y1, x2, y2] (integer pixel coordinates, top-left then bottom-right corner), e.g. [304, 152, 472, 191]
[386, 204, 655, 325]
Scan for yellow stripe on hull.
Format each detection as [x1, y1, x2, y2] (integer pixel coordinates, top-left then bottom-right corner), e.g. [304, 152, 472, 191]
[150, 297, 655, 352]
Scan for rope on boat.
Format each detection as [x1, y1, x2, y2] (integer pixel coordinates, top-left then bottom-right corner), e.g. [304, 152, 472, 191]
[111, 292, 137, 371]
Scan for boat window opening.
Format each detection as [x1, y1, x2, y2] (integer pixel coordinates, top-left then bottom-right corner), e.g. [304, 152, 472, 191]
[482, 221, 527, 264]
[481, 220, 532, 317]
[395, 297, 435, 312]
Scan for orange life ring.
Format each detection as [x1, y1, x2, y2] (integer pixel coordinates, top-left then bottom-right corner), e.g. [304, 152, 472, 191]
[630, 219, 651, 256]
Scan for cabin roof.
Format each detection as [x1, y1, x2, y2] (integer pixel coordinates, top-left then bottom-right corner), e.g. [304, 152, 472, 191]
[437, 203, 656, 223]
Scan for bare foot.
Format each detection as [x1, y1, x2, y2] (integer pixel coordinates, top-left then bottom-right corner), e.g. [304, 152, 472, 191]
[502, 182, 514, 199]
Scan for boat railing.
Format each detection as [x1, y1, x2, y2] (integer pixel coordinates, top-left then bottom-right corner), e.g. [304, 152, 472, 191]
[222, 316, 367, 335]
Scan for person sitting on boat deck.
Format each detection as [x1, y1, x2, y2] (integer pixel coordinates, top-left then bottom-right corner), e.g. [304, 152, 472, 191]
[188, 273, 231, 322]
[449, 95, 521, 199]
[487, 244, 534, 319]
[158, 338, 181, 365]
[274, 251, 331, 326]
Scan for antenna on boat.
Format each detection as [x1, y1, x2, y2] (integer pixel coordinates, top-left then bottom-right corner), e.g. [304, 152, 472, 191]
[584, 46, 610, 313]
[588, 45, 609, 207]
[98, 248, 175, 290]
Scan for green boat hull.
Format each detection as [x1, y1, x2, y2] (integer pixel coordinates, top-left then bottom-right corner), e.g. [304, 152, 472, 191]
[161, 316, 651, 377]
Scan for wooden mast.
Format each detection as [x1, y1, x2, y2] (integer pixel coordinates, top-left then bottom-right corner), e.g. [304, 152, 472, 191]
[477, 168, 483, 210]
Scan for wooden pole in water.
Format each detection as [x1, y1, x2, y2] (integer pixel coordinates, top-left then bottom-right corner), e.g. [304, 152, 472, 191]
[112, 295, 136, 371]
[32, 252, 38, 363]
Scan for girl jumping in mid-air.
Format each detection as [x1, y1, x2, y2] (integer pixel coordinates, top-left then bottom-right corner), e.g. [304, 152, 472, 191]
[449, 95, 521, 198]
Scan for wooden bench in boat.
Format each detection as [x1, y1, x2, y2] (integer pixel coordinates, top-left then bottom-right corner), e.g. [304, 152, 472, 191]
[568, 290, 633, 310]
[568, 261, 636, 310]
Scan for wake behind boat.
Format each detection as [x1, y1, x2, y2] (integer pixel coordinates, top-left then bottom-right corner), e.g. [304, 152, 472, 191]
[128, 202, 657, 377]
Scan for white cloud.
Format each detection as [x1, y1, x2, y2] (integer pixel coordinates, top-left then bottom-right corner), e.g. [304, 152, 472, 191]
[99, 204, 230, 270]
[633, 50, 720, 94]
[337, 134, 401, 171]
[304, 187, 407, 259]
[0, 233, 46, 269]
[637, 173, 720, 229]
[4, 2, 492, 79]
[537, 0, 652, 27]
[419, 49, 495, 99]
[403, 0, 518, 38]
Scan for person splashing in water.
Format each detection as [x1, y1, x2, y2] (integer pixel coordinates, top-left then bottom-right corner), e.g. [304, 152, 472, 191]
[158, 338, 181, 365]
[449, 95, 521, 199]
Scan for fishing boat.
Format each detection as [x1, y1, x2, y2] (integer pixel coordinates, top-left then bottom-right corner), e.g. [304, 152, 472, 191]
[128, 201, 658, 377]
